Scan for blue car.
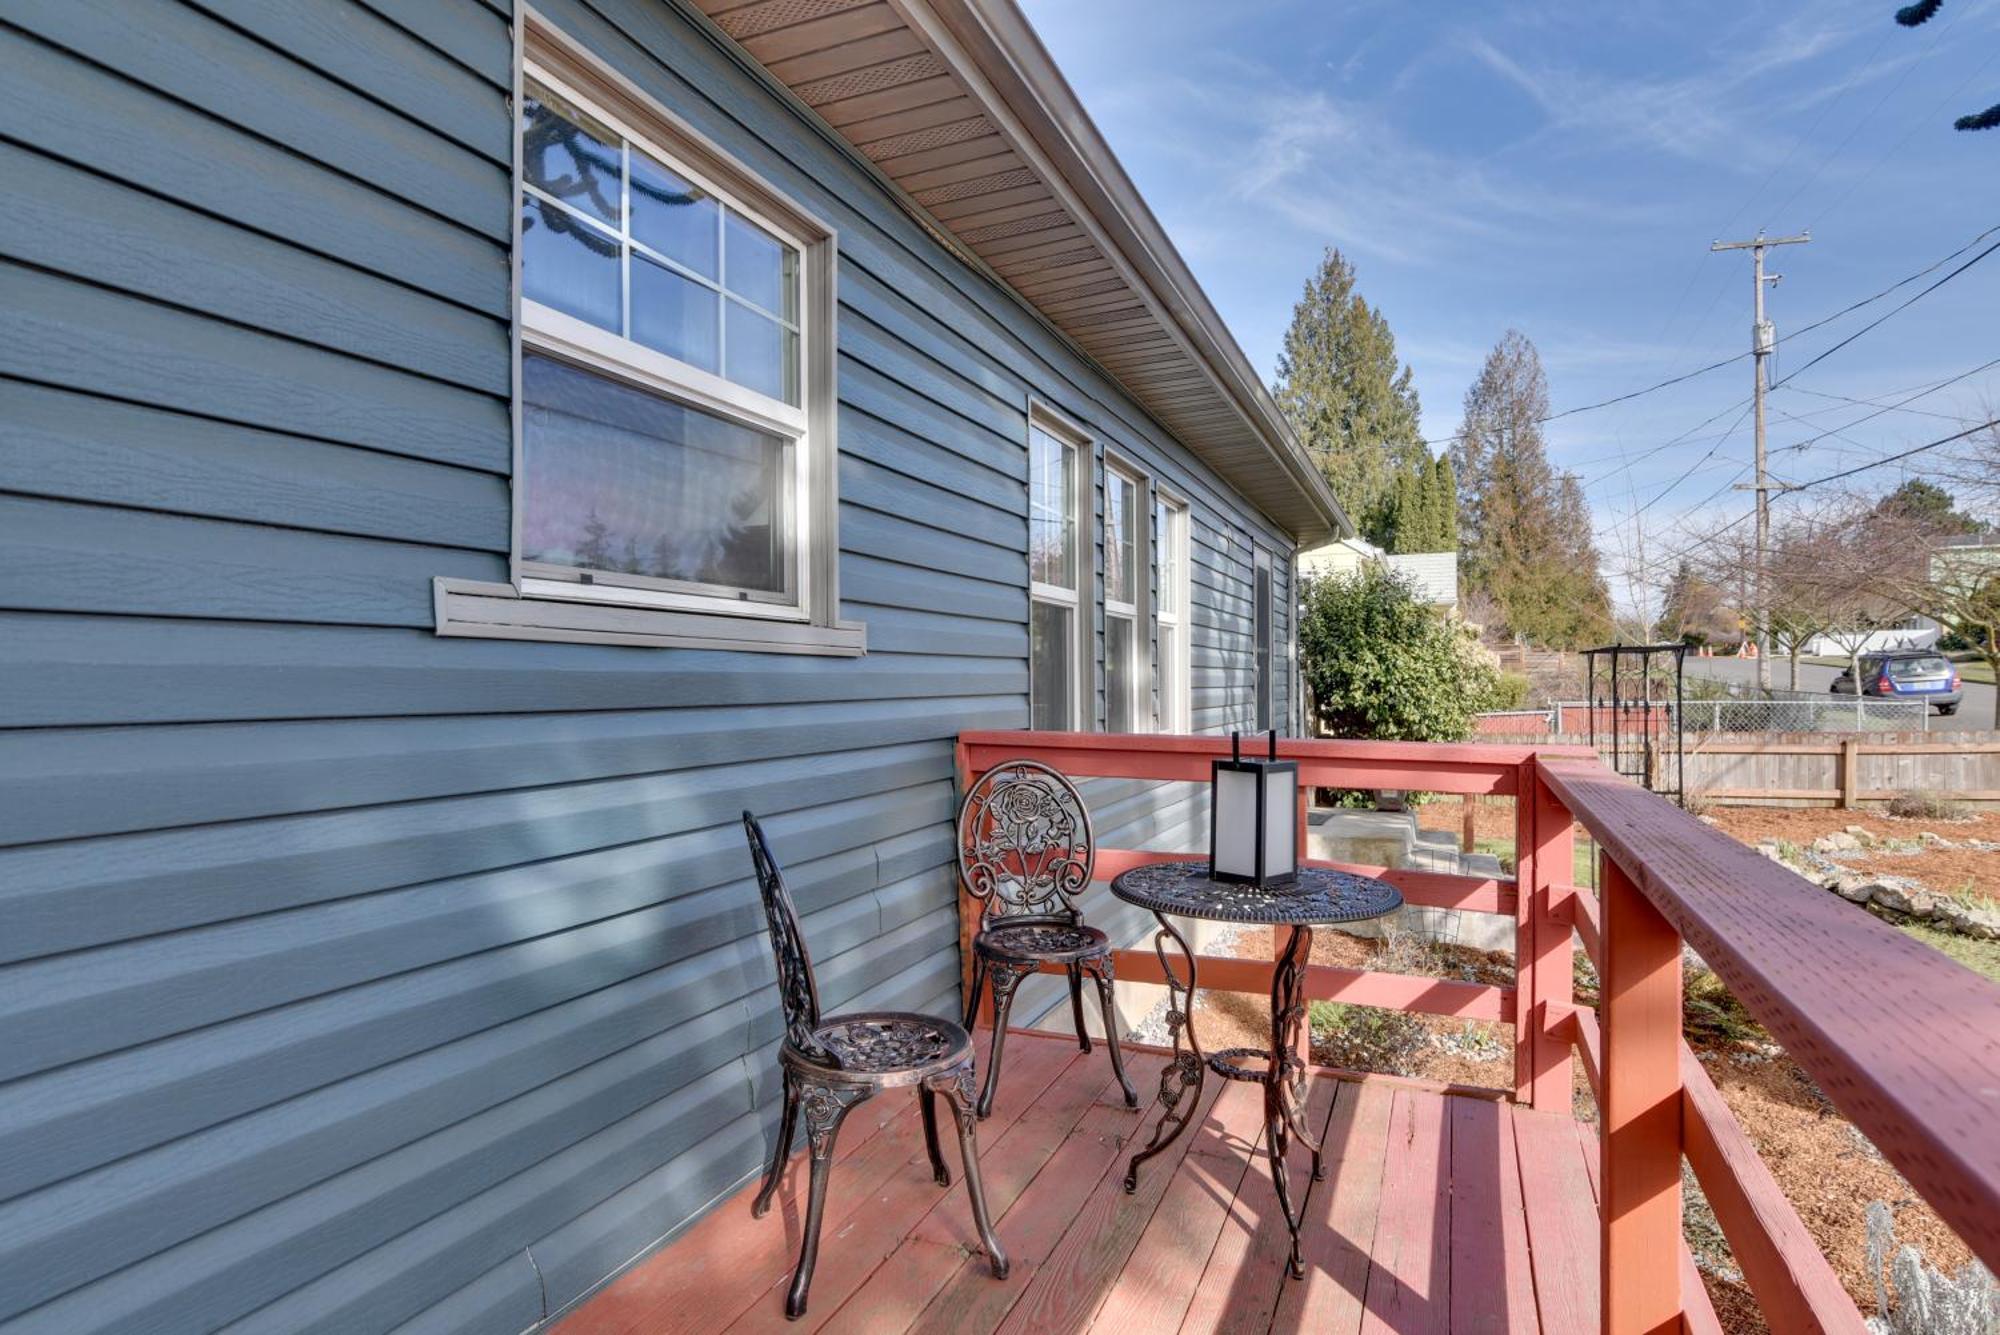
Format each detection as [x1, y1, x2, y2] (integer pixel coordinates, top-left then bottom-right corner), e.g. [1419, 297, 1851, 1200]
[1830, 651, 1963, 715]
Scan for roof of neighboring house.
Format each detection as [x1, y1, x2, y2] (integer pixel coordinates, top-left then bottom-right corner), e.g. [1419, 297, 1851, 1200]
[685, 0, 1350, 546]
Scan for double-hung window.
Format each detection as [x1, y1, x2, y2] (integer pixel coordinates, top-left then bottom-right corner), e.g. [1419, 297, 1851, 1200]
[1028, 413, 1086, 730]
[1253, 548, 1274, 731]
[1155, 493, 1190, 732]
[434, 24, 857, 654]
[1103, 464, 1143, 732]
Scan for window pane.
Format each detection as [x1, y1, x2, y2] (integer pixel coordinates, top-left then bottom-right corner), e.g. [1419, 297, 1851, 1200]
[1159, 623, 1180, 730]
[1106, 614, 1134, 733]
[631, 256, 721, 374]
[519, 353, 790, 594]
[1156, 499, 1179, 615]
[1106, 472, 1136, 605]
[1030, 600, 1074, 730]
[520, 197, 620, 332]
[725, 208, 796, 319]
[725, 300, 797, 405]
[1029, 426, 1075, 589]
[631, 151, 718, 280]
[1254, 559, 1273, 731]
[522, 90, 622, 228]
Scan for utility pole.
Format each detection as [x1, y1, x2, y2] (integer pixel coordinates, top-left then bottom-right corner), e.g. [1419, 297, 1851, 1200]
[1712, 231, 1809, 691]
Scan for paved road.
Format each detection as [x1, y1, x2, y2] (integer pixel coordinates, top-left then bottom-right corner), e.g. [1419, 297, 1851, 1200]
[1682, 654, 1994, 731]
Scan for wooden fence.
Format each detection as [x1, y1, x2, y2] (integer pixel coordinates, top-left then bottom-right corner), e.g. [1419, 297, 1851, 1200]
[1686, 731, 2000, 806]
[1468, 726, 2000, 807]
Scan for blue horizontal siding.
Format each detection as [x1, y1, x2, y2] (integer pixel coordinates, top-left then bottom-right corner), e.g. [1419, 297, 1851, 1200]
[0, 0, 1303, 1331]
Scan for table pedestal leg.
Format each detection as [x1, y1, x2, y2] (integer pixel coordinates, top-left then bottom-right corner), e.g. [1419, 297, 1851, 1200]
[1267, 923, 1319, 1278]
[1124, 912, 1203, 1192]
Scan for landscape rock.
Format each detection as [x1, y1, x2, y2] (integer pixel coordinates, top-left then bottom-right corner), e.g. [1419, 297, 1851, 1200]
[1843, 825, 1877, 844]
[1870, 880, 1935, 918]
[1916, 831, 1954, 849]
[1813, 831, 1864, 854]
[1832, 874, 1875, 904]
[1936, 901, 2000, 941]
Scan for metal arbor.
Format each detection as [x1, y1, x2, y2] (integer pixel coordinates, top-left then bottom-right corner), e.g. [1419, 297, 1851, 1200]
[1582, 642, 1688, 806]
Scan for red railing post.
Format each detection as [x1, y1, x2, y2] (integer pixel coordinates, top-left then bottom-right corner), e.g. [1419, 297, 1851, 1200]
[1515, 759, 1574, 1109]
[1601, 852, 1684, 1334]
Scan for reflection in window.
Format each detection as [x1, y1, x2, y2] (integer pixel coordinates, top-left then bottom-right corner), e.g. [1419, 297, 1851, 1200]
[520, 80, 801, 406]
[520, 353, 790, 596]
[1029, 419, 1082, 730]
[1029, 424, 1076, 590]
[1104, 466, 1142, 732]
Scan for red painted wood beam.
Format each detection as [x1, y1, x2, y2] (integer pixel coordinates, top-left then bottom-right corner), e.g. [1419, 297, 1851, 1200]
[1542, 755, 2000, 1273]
[1091, 847, 1517, 916]
[1515, 763, 1574, 1109]
[1601, 854, 1683, 1334]
[1024, 949, 1515, 1022]
[958, 729, 1592, 797]
[1572, 886, 1603, 970]
[1681, 1045, 1867, 1332]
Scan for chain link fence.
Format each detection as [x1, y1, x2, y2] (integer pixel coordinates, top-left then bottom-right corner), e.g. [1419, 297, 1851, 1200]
[1671, 692, 1931, 733]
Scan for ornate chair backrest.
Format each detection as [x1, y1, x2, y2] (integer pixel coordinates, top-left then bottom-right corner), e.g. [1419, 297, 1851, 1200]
[742, 811, 828, 1060]
[956, 760, 1094, 924]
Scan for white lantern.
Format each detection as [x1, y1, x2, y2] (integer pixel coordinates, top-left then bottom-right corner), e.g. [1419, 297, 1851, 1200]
[1209, 730, 1299, 887]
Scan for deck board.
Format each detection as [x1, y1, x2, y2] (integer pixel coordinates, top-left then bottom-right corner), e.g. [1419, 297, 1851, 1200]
[558, 1033, 1602, 1334]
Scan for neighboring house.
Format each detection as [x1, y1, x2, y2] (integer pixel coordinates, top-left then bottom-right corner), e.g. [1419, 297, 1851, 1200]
[1299, 536, 1460, 609]
[0, 3, 1346, 1332]
[1802, 616, 1942, 658]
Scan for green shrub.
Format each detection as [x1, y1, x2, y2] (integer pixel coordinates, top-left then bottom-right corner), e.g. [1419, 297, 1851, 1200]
[1298, 564, 1503, 742]
[1486, 671, 1531, 712]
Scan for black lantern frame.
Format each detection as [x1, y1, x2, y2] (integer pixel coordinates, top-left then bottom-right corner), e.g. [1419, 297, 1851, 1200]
[1208, 729, 1300, 888]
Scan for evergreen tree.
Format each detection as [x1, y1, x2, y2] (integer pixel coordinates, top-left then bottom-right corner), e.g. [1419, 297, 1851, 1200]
[1451, 331, 1611, 647]
[574, 509, 613, 570]
[1874, 478, 1982, 534]
[1376, 453, 1460, 554]
[1273, 248, 1425, 541]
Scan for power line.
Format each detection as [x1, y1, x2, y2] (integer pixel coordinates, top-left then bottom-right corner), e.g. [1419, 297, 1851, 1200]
[1768, 233, 2000, 391]
[1776, 355, 2000, 453]
[1786, 416, 1999, 493]
[1423, 221, 2000, 449]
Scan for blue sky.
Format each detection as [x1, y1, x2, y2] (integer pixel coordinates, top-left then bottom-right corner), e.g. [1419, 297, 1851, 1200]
[1018, 0, 2000, 611]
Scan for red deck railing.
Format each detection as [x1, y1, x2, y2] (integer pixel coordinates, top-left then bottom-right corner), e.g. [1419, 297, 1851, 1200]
[956, 731, 2000, 1334]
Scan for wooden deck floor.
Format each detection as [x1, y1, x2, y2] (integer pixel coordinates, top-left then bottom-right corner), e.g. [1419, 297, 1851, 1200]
[558, 1031, 1602, 1334]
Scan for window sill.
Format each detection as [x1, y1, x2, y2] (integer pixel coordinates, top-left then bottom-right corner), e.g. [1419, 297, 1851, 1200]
[432, 578, 866, 655]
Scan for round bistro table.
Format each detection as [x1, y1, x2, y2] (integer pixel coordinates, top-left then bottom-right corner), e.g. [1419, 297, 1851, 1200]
[1110, 859, 1403, 1278]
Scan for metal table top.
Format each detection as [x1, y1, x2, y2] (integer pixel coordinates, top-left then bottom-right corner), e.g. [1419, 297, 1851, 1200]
[1108, 859, 1403, 926]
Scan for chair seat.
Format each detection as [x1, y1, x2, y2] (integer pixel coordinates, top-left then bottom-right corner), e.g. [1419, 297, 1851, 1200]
[795, 1010, 973, 1077]
[977, 921, 1109, 963]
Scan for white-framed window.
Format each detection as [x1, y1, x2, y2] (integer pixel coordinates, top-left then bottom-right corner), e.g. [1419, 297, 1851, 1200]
[1028, 410, 1088, 730]
[1103, 462, 1144, 733]
[1253, 547, 1274, 731]
[433, 19, 858, 654]
[1155, 491, 1190, 732]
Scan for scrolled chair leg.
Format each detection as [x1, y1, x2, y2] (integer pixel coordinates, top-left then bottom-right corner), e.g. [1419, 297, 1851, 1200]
[753, 1070, 800, 1219]
[1085, 954, 1138, 1108]
[785, 1081, 869, 1320]
[918, 1083, 951, 1186]
[978, 963, 1027, 1119]
[931, 1065, 1009, 1280]
[962, 954, 987, 1030]
[1066, 961, 1092, 1052]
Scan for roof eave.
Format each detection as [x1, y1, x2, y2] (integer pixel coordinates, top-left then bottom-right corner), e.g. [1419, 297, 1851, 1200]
[905, 0, 1349, 545]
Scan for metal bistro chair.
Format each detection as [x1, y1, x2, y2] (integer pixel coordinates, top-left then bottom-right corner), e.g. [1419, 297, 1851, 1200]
[741, 813, 1007, 1320]
[956, 760, 1138, 1119]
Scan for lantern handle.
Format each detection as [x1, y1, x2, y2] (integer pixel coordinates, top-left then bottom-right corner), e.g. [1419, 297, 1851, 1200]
[1231, 731, 1241, 763]
[1266, 729, 1278, 761]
